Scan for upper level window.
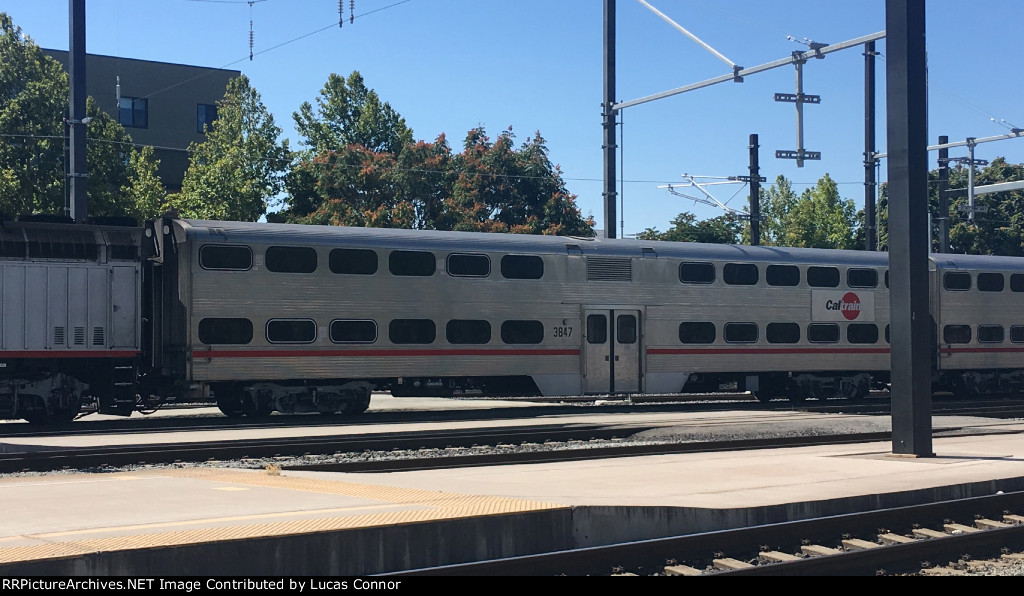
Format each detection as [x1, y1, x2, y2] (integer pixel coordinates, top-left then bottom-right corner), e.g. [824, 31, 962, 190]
[766, 265, 799, 287]
[807, 266, 840, 288]
[329, 248, 378, 275]
[723, 263, 758, 285]
[501, 255, 544, 279]
[266, 246, 317, 273]
[977, 272, 1005, 292]
[943, 272, 971, 291]
[1011, 274, 1024, 292]
[119, 97, 148, 128]
[679, 262, 715, 284]
[447, 253, 490, 277]
[197, 103, 218, 133]
[847, 268, 878, 288]
[200, 245, 252, 271]
[389, 251, 435, 276]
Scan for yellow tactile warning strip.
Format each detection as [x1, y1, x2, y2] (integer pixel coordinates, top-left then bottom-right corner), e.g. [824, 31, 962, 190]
[0, 468, 565, 565]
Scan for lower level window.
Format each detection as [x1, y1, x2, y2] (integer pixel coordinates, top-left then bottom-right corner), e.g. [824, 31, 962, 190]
[267, 319, 317, 343]
[390, 319, 436, 344]
[198, 318, 253, 345]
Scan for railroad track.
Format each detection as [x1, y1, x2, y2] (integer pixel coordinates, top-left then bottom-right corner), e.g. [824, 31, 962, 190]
[390, 491, 1024, 576]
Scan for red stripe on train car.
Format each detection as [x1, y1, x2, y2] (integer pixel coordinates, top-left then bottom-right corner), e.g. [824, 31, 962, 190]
[0, 350, 140, 358]
[647, 347, 891, 355]
[192, 348, 582, 359]
[940, 347, 1024, 354]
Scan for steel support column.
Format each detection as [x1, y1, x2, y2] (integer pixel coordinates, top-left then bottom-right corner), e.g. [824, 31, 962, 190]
[68, 0, 87, 222]
[885, 0, 933, 456]
[937, 135, 949, 253]
[749, 134, 760, 246]
[864, 41, 877, 251]
[602, 0, 617, 239]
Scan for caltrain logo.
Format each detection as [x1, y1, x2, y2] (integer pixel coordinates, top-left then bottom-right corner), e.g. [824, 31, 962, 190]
[825, 292, 862, 321]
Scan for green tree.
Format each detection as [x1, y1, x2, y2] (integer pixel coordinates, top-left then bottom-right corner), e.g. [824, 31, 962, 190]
[169, 75, 290, 221]
[745, 175, 799, 246]
[749, 174, 858, 249]
[0, 12, 162, 219]
[637, 211, 741, 244]
[124, 145, 165, 221]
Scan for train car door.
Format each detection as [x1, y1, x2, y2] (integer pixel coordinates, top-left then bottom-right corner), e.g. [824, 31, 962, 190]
[583, 309, 642, 394]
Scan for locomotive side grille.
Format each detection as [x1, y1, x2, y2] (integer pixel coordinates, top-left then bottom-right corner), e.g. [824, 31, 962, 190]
[587, 257, 632, 282]
[73, 327, 85, 346]
[92, 327, 105, 346]
[53, 326, 65, 346]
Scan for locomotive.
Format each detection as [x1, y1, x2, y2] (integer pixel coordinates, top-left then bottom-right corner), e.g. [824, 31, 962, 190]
[2, 215, 1023, 423]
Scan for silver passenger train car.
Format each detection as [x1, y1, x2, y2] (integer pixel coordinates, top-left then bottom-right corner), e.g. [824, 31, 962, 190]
[5, 215, 1024, 422]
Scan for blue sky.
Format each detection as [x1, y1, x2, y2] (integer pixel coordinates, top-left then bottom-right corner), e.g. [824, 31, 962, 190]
[7, 0, 1024, 235]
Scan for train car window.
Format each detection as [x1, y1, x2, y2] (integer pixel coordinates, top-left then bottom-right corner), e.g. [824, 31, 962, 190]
[847, 268, 878, 288]
[766, 322, 800, 344]
[885, 270, 889, 288]
[501, 255, 544, 279]
[679, 262, 715, 284]
[265, 246, 317, 273]
[200, 245, 252, 271]
[723, 263, 758, 285]
[329, 320, 377, 343]
[885, 324, 890, 343]
[807, 323, 840, 343]
[446, 320, 491, 344]
[617, 315, 637, 344]
[978, 325, 1005, 343]
[447, 253, 490, 277]
[807, 266, 840, 288]
[679, 322, 716, 344]
[724, 322, 758, 343]
[847, 323, 879, 344]
[329, 249, 378, 275]
[977, 272, 1005, 292]
[1011, 274, 1024, 292]
[1011, 326, 1024, 343]
[389, 319, 436, 344]
[766, 265, 799, 287]
[943, 272, 971, 291]
[587, 315, 608, 344]
[198, 318, 253, 344]
[266, 319, 317, 343]
[943, 324, 971, 344]
[389, 251, 436, 276]
[501, 320, 545, 344]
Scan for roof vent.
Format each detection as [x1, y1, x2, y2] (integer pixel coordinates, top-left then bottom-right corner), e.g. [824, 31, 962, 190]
[587, 257, 632, 282]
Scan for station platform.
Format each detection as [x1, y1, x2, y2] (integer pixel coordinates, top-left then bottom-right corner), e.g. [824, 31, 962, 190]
[2, 408, 1024, 575]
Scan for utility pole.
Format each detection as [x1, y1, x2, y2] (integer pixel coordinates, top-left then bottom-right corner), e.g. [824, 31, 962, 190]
[864, 41, 877, 251]
[937, 135, 949, 253]
[67, 0, 87, 222]
[602, 0, 617, 239]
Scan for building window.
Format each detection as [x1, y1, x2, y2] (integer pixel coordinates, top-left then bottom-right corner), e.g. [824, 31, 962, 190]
[119, 97, 148, 128]
[197, 103, 218, 133]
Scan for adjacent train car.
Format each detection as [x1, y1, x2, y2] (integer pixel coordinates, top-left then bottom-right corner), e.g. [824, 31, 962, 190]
[0, 219, 141, 422]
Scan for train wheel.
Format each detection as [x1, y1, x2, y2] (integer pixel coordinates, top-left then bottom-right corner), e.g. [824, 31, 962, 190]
[240, 390, 273, 418]
[214, 385, 245, 418]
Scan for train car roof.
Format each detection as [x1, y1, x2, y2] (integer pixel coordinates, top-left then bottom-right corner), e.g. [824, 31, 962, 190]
[172, 219, 1024, 270]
